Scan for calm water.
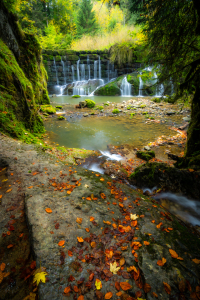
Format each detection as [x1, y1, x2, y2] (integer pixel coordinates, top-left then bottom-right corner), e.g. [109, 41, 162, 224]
[44, 115, 176, 150]
[50, 95, 134, 105]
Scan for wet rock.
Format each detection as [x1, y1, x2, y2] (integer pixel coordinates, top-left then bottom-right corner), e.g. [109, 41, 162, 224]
[182, 116, 190, 122]
[144, 146, 151, 151]
[166, 111, 176, 115]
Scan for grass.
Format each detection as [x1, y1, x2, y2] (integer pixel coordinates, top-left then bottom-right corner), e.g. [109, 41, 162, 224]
[71, 25, 139, 51]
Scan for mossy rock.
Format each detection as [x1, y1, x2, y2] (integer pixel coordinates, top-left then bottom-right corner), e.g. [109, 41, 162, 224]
[136, 150, 155, 161]
[40, 105, 56, 114]
[56, 105, 63, 110]
[85, 99, 95, 108]
[112, 109, 120, 114]
[152, 97, 161, 103]
[67, 55, 79, 61]
[55, 56, 61, 62]
[72, 95, 81, 98]
[58, 116, 65, 120]
[94, 82, 121, 96]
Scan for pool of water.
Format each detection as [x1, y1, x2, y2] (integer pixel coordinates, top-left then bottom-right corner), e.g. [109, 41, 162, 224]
[50, 95, 134, 105]
[44, 115, 176, 151]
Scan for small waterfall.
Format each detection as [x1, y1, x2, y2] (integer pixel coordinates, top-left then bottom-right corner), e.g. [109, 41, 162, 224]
[107, 61, 110, 82]
[94, 61, 98, 79]
[80, 64, 85, 81]
[77, 59, 80, 81]
[171, 77, 174, 95]
[71, 65, 75, 82]
[154, 72, 164, 97]
[138, 72, 143, 97]
[53, 57, 59, 85]
[61, 58, 66, 84]
[73, 81, 86, 96]
[121, 76, 132, 96]
[99, 56, 101, 79]
[87, 55, 90, 80]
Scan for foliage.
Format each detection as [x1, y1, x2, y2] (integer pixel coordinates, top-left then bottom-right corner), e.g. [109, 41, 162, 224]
[85, 99, 96, 108]
[75, 0, 99, 38]
[40, 105, 56, 114]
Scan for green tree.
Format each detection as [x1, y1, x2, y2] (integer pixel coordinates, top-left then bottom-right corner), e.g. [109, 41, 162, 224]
[76, 0, 99, 38]
[129, 0, 200, 167]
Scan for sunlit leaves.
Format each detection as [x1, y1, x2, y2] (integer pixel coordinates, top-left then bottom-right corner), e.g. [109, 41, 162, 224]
[110, 261, 120, 274]
[95, 279, 102, 290]
[45, 208, 52, 213]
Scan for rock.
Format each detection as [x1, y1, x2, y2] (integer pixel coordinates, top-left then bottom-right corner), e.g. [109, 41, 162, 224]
[166, 111, 176, 115]
[79, 101, 87, 108]
[144, 145, 151, 151]
[136, 150, 155, 161]
[182, 116, 190, 122]
[83, 113, 89, 117]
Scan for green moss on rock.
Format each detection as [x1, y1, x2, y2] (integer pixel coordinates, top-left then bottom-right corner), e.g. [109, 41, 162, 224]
[85, 99, 96, 108]
[40, 105, 56, 114]
[94, 82, 121, 96]
[136, 150, 155, 161]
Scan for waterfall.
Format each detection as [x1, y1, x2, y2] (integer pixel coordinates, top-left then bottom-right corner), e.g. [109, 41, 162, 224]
[121, 76, 132, 96]
[138, 72, 143, 97]
[154, 72, 164, 97]
[87, 55, 90, 80]
[94, 61, 98, 79]
[80, 64, 85, 81]
[61, 58, 66, 84]
[71, 65, 75, 82]
[77, 59, 80, 81]
[171, 77, 174, 95]
[53, 57, 59, 85]
[107, 61, 109, 82]
[73, 81, 86, 96]
[99, 56, 101, 79]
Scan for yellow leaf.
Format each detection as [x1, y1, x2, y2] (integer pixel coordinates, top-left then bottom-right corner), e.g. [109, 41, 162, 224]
[95, 278, 102, 290]
[33, 272, 48, 286]
[130, 214, 138, 220]
[76, 218, 82, 224]
[77, 237, 84, 243]
[110, 261, 120, 274]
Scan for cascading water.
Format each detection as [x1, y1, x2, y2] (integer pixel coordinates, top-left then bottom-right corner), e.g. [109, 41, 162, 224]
[94, 61, 98, 79]
[80, 64, 85, 81]
[53, 57, 59, 85]
[87, 55, 90, 80]
[121, 76, 132, 96]
[138, 72, 143, 97]
[71, 65, 75, 82]
[154, 72, 164, 97]
[77, 59, 80, 81]
[61, 58, 66, 85]
[99, 56, 101, 79]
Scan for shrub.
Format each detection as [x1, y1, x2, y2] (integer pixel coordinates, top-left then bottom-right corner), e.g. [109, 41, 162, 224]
[40, 105, 56, 114]
[85, 99, 96, 108]
[72, 95, 81, 98]
[112, 109, 120, 114]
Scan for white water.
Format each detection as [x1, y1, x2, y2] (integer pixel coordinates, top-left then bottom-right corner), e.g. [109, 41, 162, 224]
[53, 58, 59, 85]
[100, 150, 123, 161]
[138, 72, 143, 97]
[154, 72, 164, 97]
[94, 60, 98, 79]
[71, 65, 75, 82]
[121, 76, 132, 96]
[99, 56, 101, 79]
[87, 55, 90, 80]
[77, 59, 80, 81]
[61, 58, 67, 85]
[80, 64, 85, 81]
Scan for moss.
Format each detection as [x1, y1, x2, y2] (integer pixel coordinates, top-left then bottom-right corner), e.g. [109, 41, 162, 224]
[152, 97, 161, 103]
[56, 105, 63, 109]
[94, 82, 121, 96]
[112, 109, 120, 114]
[40, 105, 56, 114]
[140, 104, 146, 108]
[55, 56, 61, 62]
[136, 150, 155, 161]
[58, 116, 65, 120]
[67, 55, 79, 61]
[127, 106, 131, 110]
[95, 106, 103, 110]
[104, 103, 109, 106]
[85, 99, 95, 108]
[72, 95, 81, 98]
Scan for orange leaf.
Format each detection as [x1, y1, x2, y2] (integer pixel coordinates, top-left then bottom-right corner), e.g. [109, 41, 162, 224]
[28, 186, 33, 189]
[7, 244, 13, 248]
[0, 195, 2, 199]
[0, 263, 6, 271]
[157, 257, 166, 266]
[169, 249, 178, 258]
[168, 227, 173, 231]
[89, 273, 94, 281]
[119, 203, 124, 208]
[74, 286, 79, 292]
[86, 197, 91, 201]
[85, 228, 90, 232]
[91, 242, 96, 248]
[152, 292, 158, 298]
[144, 283, 151, 293]
[120, 257, 125, 266]
[76, 218, 82, 224]
[68, 250, 73, 256]
[151, 220, 155, 223]
[127, 265, 137, 273]
[77, 237, 84, 243]
[120, 282, 132, 291]
[78, 296, 84, 300]
[103, 221, 111, 225]
[6, 189, 12, 193]
[116, 291, 122, 297]
[177, 256, 184, 260]
[90, 216, 95, 222]
[50, 231, 54, 234]
[45, 208, 52, 213]
[64, 286, 71, 294]
[105, 292, 113, 299]
[144, 241, 150, 245]
[156, 222, 163, 229]
[100, 178, 104, 181]
[131, 220, 137, 227]
[163, 282, 171, 294]
[101, 193, 106, 199]
[58, 240, 65, 246]
[67, 191, 71, 194]
[112, 223, 117, 229]
[115, 281, 120, 291]
[19, 233, 24, 238]
[192, 258, 200, 264]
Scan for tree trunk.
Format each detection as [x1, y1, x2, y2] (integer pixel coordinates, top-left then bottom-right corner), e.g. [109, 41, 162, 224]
[185, 86, 200, 158]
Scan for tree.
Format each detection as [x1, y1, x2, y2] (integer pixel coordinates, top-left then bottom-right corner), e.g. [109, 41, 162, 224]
[129, 0, 200, 168]
[76, 0, 99, 38]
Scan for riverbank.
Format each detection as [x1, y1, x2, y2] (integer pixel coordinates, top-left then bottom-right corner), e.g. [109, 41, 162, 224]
[0, 132, 200, 300]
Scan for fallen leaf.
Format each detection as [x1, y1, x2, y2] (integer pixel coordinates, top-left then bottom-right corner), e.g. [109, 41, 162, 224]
[76, 218, 82, 224]
[144, 241, 150, 245]
[101, 193, 106, 199]
[77, 237, 84, 243]
[157, 257, 166, 266]
[45, 208, 52, 213]
[90, 217, 95, 222]
[103, 220, 111, 225]
[100, 178, 104, 181]
[110, 261, 120, 274]
[85, 228, 90, 232]
[28, 186, 33, 189]
[95, 279, 102, 290]
[0, 263, 6, 271]
[163, 282, 171, 294]
[130, 214, 138, 220]
[78, 296, 84, 300]
[144, 283, 151, 293]
[64, 286, 71, 294]
[120, 282, 132, 291]
[120, 257, 125, 266]
[152, 292, 158, 298]
[6, 189, 12, 193]
[127, 266, 137, 273]
[105, 292, 113, 299]
[58, 240, 65, 246]
[116, 291, 122, 297]
[7, 244, 13, 248]
[33, 271, 48, 286]
[67, 191, 71, 194]
[91, 242, 96, 248]
[89, 273, 94, 281]
[192, 258, 200, 264]
[68, 250, 73, 256]
[169, 249, 178, 258]
[74, 286, 79, 292]
[115, 282, 120, 291]
[156, 222, 163, 229]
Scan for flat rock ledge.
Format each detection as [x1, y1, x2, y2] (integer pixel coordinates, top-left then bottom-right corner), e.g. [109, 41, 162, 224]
[0, 133, 200, 300]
